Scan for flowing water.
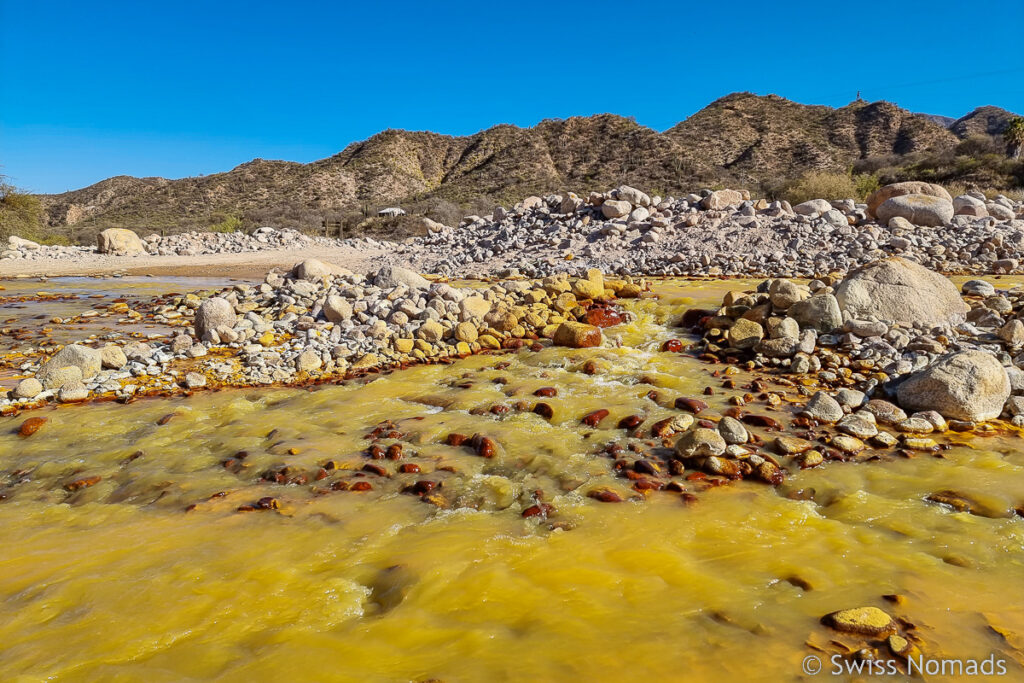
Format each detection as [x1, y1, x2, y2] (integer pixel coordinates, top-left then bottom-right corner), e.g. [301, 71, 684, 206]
[1, 278, 1023, 681]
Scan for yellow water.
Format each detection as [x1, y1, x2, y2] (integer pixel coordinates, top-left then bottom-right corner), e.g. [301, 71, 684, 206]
[1, 279, 1023, 681]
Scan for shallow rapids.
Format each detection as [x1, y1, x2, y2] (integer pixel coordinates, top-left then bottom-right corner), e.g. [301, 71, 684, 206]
[1, 278, 1023, 681]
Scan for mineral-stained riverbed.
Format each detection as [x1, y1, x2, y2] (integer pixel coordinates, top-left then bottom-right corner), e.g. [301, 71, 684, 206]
[1, 278, 1023, 681]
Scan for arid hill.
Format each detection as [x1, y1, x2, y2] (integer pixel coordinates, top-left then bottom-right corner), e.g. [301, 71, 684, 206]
[950, 105, 1020, 139]
[33, 93, 1021, 239]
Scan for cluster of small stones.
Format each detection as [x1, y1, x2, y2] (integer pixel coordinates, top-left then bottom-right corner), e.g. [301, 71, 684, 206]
[1, 227, 365, 260]
[2, 260, 643, 411]
[409, 183, 1024, 278]
[667, 257, 1024, 505]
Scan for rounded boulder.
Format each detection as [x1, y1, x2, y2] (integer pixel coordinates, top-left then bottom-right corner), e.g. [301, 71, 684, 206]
[876, 194, 954, 227]
[834, 257, 968, 326]
[896, 350, 1010, 421]
[866, 181, 952, 218]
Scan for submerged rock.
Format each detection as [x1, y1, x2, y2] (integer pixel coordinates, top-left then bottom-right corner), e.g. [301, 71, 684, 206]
[822, 607, 896, 636]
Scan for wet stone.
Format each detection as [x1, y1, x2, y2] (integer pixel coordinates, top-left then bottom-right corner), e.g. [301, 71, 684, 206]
[822, 607, 896, 637]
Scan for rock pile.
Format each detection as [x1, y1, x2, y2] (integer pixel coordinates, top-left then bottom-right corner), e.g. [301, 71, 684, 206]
[3, 261, 643, 407]
[1, 227, 351, 261]
[410, 184, 1023, 278]
[4, 183, 1022, 280]
[693, 257, 1022, 426]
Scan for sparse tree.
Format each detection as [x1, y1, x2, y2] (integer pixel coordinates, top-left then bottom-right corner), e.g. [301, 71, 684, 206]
[1004, 117, 1024, 159]
[0, 174, 45, 241]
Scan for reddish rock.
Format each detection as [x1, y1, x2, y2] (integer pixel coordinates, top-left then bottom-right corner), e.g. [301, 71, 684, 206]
[18, 417, 47, 437]
[585, 307, 625, 328]
[675, 397, 708, 414]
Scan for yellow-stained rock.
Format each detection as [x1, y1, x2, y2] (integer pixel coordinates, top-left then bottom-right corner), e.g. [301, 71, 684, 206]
[553, 322, 602, 348]
[478, 334, 501, 350]
[552, 292, 578, 313]
[351, 353, 381, 370]
[619, 283, 642, 298]
[454, 322, 479, 343]
[572, 278, 604, 300]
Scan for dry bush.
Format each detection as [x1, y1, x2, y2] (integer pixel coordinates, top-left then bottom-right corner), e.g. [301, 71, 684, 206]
[0, 177, 45, 242]
[422, 199, 463, 228]
[781, 171, 861, 205]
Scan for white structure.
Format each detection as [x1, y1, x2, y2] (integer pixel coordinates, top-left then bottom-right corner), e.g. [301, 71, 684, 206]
[377, 207, 407, 217]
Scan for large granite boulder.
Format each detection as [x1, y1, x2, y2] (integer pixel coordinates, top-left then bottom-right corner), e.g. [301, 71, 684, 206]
[699, 189, 744, 211]
[373, 265, 429, 289]
[953, 194, 988, 217]
[615, 185, 651, 207]
[866, 182, 952, 218]
[97, 228, 146, 255]
[600, 200, 632, 219]
[290, 258, 353, 281]
[834, 258, 968, 325]
[876, 194, 954, 227]
[896, 351, 1010, 421]
[788, 294, 842, 333]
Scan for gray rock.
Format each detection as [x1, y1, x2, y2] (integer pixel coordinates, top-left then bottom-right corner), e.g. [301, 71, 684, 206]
[195, 297, 235, 341]
[184, 372, 207, 389]
[877, 194, 954, 227]
[13, 378, 43, 399]
[58, 381, 89, 402]
[324, 295, 353, 323]
[601, 200, 632, 219]
[834, 257, 968, 325]
[788, 294, 842, 333]
[801, 391, 844, 423]
[675, 428, 727, 458]
[717, 416, 749, 444]
[896, 350, 1010, 421]
[100, 345, 128, 369]
[792, 199, 832, 216]
[291, 258, 352, 280]
[374, 265, 429, 289]
[36, 345, 102, 387]
[700, 190, 743, 211]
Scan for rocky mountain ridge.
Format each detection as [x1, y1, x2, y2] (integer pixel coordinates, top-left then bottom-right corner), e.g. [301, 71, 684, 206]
[34, 94, 1021, 237]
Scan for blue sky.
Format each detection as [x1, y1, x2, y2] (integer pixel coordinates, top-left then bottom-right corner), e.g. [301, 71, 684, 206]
[2, 0, 1022, 194]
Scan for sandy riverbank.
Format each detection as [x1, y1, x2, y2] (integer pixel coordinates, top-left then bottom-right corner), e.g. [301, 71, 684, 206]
[0, 245, 404, 280]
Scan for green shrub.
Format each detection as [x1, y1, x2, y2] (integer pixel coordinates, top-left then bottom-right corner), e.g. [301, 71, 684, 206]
[208, 213, 242, 233]
[852, 173, 880, 199]
[0, 177, 44, 241]
[782, 171, 859, 205]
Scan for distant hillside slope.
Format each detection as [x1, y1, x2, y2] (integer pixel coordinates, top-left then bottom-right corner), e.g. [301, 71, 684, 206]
[32, 93, 1021, 239]
[950, 105, 1020, 139]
